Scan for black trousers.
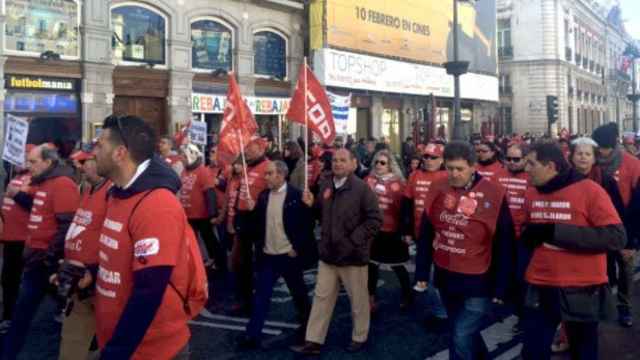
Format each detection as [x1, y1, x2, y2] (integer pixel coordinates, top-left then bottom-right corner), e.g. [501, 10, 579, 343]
[1, 241, 25, 321]
[367, 263, 411, 300]
[188, 219, 227, 272]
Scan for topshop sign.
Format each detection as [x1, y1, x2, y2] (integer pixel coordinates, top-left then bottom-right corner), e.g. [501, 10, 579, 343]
[313, 48, 498, 102]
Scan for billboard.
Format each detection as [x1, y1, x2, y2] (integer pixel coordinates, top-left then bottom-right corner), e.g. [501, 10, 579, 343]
[313, 0, 497, 75]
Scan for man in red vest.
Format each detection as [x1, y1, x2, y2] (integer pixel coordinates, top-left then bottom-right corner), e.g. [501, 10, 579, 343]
[231, 139, 271, 315]
[0, 154, 32, 334]
[592, 122, 640, 327]
[2, 144, 80, 359]
[56, 149, 111, 359]
[520, 142, 626, 360]
[474, 140, 506, 183]
[91, 115, 194, 359]
[415, 141, 515, 359]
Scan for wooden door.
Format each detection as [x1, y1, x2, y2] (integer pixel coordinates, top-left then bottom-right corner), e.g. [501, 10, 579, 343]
[113, 96, 167, 135]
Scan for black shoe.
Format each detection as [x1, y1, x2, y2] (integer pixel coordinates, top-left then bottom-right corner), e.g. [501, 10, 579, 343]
[289, 341, 322, 355]
[345, 340, 367, 353]
[236, 334, 261, 351]
[619, 308, 633, 328]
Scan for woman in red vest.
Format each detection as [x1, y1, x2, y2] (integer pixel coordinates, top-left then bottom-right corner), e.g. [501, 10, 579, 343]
[364, 150, 410, 312]
[474, 140, 506, 183]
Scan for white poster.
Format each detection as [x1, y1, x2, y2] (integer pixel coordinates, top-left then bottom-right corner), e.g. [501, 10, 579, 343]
[189, 121, 208, 146]
[313, 48, 499, 102]
[2, 114, 29, 167]
[328, 91, 355, 134]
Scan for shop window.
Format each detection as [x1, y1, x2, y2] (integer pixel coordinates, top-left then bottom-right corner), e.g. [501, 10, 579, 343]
[112, 5, 166, 65]
[4, 0, 80, 58]
[253, 30, 287, 79]
[191, 19, 233, 71]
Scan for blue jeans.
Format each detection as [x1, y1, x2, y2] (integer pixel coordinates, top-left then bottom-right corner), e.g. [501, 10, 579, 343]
[441, 294, 490, 360]
[2, 264, 57, 360]
[245, 253, 311, 340]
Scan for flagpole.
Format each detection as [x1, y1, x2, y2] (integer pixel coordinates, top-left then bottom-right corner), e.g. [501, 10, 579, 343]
[237, 129, 252, 204]
[304, 57, 309, 191]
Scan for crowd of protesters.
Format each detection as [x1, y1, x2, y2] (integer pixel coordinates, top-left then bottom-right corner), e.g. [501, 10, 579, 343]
[0, 115, 638, 360]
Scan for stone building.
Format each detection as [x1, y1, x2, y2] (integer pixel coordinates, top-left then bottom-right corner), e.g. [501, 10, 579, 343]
[0, 0, 305, 148]
[497, 0, 636, 135]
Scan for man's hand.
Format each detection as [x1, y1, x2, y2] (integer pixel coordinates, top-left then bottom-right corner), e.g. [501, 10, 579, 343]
[302, 190, 314, 207]
[492, 298, 505, 305]
[77, 271, 93, 289]
[402, 235, 413, 246]
[288, 249, 298, 258]
[5, 184, 19, 198]
[621, 249, 636, 261]
[246, 199, 256, 211]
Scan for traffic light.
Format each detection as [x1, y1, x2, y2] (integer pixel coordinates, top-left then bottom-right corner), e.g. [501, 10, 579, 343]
[546, 95, 559, 124]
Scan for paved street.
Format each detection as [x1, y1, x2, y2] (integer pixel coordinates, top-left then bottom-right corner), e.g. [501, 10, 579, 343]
[1, 257, 639, 360]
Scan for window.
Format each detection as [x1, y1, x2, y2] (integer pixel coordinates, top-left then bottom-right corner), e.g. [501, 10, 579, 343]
[499, 74, 511, 94]
[191, 19, 233, 71]
[4, 0, 80, 58]
[112, 5, 166, 65]
[253, 30, 287, 79]
[497, 19, 512, 59]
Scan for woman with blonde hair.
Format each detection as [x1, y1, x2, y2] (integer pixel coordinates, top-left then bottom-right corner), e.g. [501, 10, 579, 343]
[364, 150, 411, 313]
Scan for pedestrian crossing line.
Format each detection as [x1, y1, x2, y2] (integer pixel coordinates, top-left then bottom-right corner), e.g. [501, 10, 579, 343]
[189, 320, 282, 336]
[494, 344, 523, 360]
[199, 308, 301, 329]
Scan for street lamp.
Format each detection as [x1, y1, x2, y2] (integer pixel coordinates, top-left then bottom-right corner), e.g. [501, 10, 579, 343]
[444, 0, 472, 140]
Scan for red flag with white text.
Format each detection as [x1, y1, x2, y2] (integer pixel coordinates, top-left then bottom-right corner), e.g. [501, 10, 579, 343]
[286, 63, 336, 145]
[218, 72, 258, 164]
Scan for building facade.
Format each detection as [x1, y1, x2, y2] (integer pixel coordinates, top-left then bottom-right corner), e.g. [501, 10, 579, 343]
[308, 0, 500, 151]
[0, 0, 305, 150]
[498, 0, 637, 136]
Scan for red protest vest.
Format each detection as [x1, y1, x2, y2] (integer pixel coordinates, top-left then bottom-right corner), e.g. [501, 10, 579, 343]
[366, 175, 405, 233]
[404, 170, 447, 237]
[179, 165, 215, 219]
[163, 154, 182, 167]
[524, 179, 621, 287]
[612, 152, 640, 207]
[64, 180, 111, 265]
[1, 174, 31, 242]
[27, 176, 80, 250]
[237, 159, 270, 211]
[476, 162, 506, 183]
[424, 177, 506, 275]
[497, 171, 529, 239]
[95, 189, 191, 360]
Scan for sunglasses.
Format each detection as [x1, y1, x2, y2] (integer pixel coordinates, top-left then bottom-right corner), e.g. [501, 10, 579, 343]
[423, 155, 440, 160]
[505, 157, 522, 162]
[375, 160, 388, 166]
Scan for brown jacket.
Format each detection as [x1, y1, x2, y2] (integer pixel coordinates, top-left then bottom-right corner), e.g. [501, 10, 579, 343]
[313, 174, 382, 266]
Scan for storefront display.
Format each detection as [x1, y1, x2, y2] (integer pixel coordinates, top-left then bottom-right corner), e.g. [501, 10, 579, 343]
[5, 0, 80, 57]
[191, 20, 233, 71]
[112, 5, 165, 64]
[4, 74, 81, 156]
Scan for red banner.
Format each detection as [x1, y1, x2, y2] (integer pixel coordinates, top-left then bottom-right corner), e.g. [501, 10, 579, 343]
[218, 73, 258, 164]
[286, 63, 336, 145]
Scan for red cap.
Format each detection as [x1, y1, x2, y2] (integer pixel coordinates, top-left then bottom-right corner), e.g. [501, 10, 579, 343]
[423, 143, 444, 157]
[70, 150, 94, 162]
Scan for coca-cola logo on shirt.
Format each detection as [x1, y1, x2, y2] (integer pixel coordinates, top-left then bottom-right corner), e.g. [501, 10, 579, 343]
[456, 196, 478, 217]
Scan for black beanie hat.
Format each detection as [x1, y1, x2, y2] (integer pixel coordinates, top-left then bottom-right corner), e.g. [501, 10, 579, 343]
[592, 122, 619, 149]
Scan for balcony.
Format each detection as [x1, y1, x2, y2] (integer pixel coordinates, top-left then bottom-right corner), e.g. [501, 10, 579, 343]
[575, 53, 581, 64]
[565, 47, 572, 62]
[498, 46, 513, 60]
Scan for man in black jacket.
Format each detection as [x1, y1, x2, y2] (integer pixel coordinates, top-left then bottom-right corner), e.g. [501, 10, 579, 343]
[2, 145, 79, 360]
[415, 141, 515, 360]
[519, 142, 626, 360]
[236, 160, 315, 350]
[291, 149, 382, 355]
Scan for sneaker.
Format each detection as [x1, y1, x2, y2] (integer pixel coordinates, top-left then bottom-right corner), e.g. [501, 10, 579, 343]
[0, 320, 11, 334]
[345, 340, 367, 353]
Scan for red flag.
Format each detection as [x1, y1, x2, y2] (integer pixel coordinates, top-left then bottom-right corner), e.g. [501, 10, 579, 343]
[218, 72, 258, 164]
[174, 121, 191, 147]
[286, 63, 336, 145]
